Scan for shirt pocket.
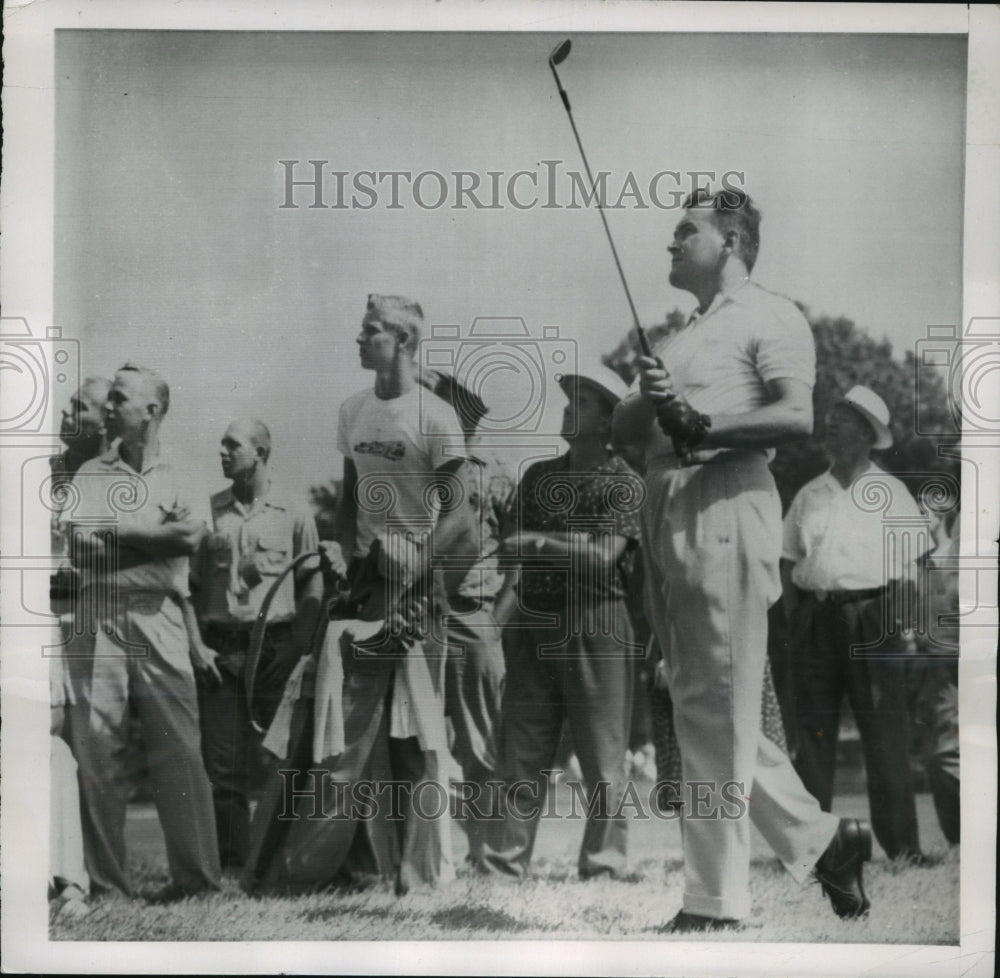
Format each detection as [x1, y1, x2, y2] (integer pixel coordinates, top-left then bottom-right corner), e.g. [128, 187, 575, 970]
[798, 499, 832, 553]
[253, 532, 291, 577]
[207, 532, 234, 569]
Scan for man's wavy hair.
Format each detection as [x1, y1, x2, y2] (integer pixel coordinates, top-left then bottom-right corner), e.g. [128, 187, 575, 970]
[684, 187, 762, 273]
[117, 362, 170, 417]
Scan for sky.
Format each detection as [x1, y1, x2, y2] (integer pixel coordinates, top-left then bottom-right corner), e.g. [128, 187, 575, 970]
[55, 29, 967, 505]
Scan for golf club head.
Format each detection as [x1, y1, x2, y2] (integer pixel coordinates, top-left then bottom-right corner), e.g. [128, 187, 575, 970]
[549, 39, 572, 67]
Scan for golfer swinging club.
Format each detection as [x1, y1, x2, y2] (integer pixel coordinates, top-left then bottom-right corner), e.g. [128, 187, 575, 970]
[613, 186, 873, 932]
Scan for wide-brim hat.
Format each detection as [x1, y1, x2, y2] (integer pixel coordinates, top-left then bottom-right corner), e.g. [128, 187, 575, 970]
[840, 384, 893, 450]
[557, 362, 630, 410]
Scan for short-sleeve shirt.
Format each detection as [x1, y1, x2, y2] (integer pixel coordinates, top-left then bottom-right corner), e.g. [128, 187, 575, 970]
[507, 453, 643, 609]
[627, 283, 815, 464]
[193, 484, 320, 627]
[782, 463, 928, 591]
[338, 386, 467, 557]
[63, 441, 193, 596]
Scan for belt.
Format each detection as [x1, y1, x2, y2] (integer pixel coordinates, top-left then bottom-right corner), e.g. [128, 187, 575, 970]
[812, 586, 886, 606]
[648, 448, 768, 470]
[204, 619, 293, 639]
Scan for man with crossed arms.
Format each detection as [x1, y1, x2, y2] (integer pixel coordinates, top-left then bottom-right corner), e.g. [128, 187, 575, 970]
[64, 363, 220, 901]
[614, 188, 871, 931]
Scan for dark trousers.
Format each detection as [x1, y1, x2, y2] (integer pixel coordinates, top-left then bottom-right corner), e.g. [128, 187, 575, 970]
[909, 660, 960, 844]
[197, 622, 297, 869]
[443, 604, 505, 861]
[482, 600, 636, 879]
[792, 592, 921, 859]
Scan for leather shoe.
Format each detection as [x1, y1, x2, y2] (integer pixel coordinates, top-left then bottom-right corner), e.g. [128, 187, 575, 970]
[813, 818, 872, 919]
[662, 910, 742, 933]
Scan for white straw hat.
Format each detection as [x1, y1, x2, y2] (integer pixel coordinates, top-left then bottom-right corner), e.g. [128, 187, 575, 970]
[558, 362, 630, 409]
[840, 385, 893, 450]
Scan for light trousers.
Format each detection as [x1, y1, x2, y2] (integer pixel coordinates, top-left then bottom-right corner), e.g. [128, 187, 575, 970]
[642, 455, 839, 919]
[65, 590, 221, 897]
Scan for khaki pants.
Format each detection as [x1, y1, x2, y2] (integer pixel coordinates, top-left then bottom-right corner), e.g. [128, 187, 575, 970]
[65, 590, 221, 897]
[642, 455, 839, 920]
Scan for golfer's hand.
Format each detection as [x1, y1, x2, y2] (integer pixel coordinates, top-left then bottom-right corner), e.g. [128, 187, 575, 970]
[190, 639, 222, 686]
[655, 395, 712, 462]
[318, 540, 348, 580]
[636, 355, 675, 406]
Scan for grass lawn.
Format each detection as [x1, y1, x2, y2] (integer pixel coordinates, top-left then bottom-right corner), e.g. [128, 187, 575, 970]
[51, 785, 958, 944]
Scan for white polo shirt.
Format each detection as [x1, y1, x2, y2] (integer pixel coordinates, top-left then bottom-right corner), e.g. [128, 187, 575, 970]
[626, 282, 815, 464]
[64, 441, 192, 597]
[782, 463, 928, 592]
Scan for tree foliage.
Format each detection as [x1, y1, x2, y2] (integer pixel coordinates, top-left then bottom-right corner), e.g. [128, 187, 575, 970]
[602, 306, 959, 510]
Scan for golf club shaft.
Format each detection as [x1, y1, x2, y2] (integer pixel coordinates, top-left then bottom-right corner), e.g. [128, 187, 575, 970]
[551, 67, 653, 359]
[550, 45, 688, 460]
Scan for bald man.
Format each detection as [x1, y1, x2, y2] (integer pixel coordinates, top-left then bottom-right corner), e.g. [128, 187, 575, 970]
[192, 419, 322, 870]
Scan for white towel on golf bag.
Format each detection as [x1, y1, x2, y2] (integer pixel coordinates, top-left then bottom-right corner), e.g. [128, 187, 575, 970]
[261, 654, 311, 760]
[262, 618, 450, 762]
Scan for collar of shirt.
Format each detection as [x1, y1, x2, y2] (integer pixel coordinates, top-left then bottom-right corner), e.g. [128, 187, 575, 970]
[97, 437, 167, 476]
[212, 483, 289, 520]
[811, 460, 880, 494]
[686, 277, 753, 326]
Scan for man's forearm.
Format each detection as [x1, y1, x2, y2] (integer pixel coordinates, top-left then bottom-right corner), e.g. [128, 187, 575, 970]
[509, 530, 627, 576]
[117, 519, 206, 557]
[68, 528, 151, 570]
[701, 401, 812, 450]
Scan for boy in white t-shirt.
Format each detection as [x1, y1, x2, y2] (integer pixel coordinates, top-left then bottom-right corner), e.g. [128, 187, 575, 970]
[277, 295, 468, 895]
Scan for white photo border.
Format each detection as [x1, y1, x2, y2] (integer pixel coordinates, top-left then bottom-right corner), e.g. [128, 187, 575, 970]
[1, 2, 996, 975]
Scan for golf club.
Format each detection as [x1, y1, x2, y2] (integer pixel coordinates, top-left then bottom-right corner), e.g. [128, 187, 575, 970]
[548, 38, 693, 462]
[547, 39, 653, 359]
